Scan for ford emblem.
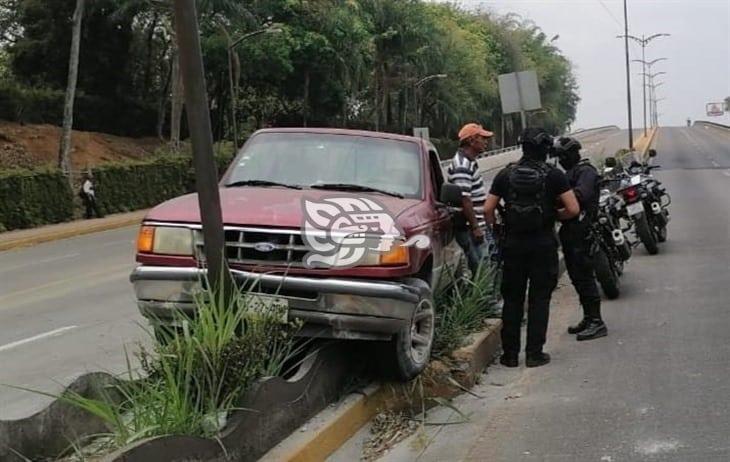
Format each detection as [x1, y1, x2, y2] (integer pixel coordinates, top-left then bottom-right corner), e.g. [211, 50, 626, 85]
[253, 242, 277, 253]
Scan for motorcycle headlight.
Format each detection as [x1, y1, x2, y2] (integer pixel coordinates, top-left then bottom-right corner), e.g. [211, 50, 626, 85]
[137, 225, 194, 256]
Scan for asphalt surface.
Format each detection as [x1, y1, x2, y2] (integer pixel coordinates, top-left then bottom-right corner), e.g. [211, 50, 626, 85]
[0, 227, 142, 419]
[362, 125, 730, 462]
[0, 127, 637, 421]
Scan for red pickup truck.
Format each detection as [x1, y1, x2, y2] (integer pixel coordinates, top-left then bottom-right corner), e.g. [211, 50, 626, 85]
[130, 128, 464, 379]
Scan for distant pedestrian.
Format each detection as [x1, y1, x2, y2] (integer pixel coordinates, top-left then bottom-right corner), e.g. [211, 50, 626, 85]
[446, 123, 496, 277]
[484, 128, 580, 368]
[80, 173, 104, 219]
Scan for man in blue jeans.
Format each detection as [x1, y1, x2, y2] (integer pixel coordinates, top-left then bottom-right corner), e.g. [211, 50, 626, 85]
[447, 123, 495, 276]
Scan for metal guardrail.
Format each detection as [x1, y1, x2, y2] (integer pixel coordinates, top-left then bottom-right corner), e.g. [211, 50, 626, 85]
[439, 144, 520, 168]
[694, 120, 730, 130]
[438, 125, 622, 169]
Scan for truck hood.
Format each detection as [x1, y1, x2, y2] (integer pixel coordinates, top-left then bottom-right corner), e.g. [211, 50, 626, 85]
[144, 188, 422, 229]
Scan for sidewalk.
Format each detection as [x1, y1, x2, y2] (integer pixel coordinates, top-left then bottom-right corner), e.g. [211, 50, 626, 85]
[0, 210, 148, 251]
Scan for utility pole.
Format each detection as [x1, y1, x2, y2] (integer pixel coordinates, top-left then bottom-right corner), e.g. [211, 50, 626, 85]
[621, 0, 634, 151]
[173, 0, 228, 291]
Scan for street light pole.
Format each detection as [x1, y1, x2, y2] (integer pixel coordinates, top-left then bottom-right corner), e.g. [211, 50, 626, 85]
[617, 30, 670, 145]
[621, 0, 634, 150]
[413, 74, 447, 127]
[227, 26, 282, 151]
[633, 57, 668, 132]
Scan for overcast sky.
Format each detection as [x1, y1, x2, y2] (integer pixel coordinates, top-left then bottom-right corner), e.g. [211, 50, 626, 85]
[447, 0, 730, 129]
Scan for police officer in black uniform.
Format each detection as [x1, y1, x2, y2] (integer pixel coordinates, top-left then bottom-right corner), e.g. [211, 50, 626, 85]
[554, 137, 608, 340]
[484, 128, 580, 368]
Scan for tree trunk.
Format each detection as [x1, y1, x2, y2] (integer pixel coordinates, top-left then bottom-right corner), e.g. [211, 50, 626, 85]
[58, 0, 85, 177]
[157, 56, 172, 140]
[170, 40, 184, 151]
[303, 70, 310, 127]
[143, 12, 159, 97]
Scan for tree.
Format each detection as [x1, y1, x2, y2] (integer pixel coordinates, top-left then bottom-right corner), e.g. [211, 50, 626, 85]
[58, 0, 84, 175]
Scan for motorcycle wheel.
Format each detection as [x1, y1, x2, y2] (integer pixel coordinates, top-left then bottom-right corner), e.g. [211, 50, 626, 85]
[594, 248, 620, 299]
[635, 213, 659, 255]
[618, 241, 632, 261]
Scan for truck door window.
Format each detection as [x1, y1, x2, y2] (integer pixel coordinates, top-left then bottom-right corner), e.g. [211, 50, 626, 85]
[428, 150, 445, 200]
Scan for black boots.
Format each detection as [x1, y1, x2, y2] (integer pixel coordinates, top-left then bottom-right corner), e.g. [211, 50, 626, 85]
[576, 319, 607, 341]
[570, 301, 607, 340]
[567, 317, 589, 334]
[526, 352, 551, 368]
[500, 353, 518, 368]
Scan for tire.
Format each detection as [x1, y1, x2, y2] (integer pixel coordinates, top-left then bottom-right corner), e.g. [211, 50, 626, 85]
[656, 222, 668, 243]
[383, 278, 435, 381]
[618, 241, 632, 262]
[635, 213, 659, 255]
[594, 248, 620, 300]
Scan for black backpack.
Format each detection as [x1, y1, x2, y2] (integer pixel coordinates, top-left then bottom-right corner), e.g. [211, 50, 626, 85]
[503, 159, 553, 234]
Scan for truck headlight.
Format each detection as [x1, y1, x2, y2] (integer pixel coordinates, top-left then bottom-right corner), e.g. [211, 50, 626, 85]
[358, 245, 409, 267]
[137, 225, 194, 256]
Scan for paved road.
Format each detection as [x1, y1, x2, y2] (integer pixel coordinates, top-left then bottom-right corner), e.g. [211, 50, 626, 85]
[0, 227, 142, 419]
[0, 127, 636, 420]
[367, 125, 730, 461]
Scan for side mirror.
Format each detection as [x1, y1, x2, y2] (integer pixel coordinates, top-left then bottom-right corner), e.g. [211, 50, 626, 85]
[648, 149, 657, 158]
[440, 183, 463, 207]
[604, 157, 618, 168]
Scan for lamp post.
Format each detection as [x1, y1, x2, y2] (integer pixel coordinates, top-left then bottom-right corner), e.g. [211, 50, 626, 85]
[649, 82, 666, 126]
[616, 29, 670, 147]
[632, 57, 668, 136]
[227, 25, 282, 151]
[414, 73, 447, 127]
[654, 97, 667, 126]
[642, 73, 666, 127]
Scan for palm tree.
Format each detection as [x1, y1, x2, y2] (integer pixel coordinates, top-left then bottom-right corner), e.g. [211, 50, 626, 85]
[58, 0, 85, 178]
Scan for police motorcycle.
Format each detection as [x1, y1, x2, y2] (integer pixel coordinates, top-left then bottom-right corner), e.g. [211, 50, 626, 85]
[603, 150, 671, 255]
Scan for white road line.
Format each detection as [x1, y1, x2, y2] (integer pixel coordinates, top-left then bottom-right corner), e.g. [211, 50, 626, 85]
[723, 171, 730, 177]
[0, 326, 78, 353]
[712, 160, 720, 167]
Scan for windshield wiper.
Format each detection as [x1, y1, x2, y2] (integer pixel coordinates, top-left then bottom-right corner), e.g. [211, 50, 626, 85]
[225, 180, 302, 190]
[309, 183, 404, 198]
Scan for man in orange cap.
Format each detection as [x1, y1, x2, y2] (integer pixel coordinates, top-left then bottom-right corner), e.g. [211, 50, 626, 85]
[446, 123, 494, 276]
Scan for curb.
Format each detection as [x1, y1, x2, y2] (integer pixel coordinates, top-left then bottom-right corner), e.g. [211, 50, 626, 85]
[263, 320, 504, 462]
[265, 257, 568, 462]
[640, 127, 659, 160]
[0, 211, 147, 252]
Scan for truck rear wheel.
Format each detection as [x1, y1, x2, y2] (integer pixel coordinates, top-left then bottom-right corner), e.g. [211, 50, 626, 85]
[384, 278, 435, 381]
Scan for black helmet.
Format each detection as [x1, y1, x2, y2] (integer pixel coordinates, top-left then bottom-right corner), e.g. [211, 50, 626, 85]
[553, 136, 582, 155]
[519, 127, 553, 149]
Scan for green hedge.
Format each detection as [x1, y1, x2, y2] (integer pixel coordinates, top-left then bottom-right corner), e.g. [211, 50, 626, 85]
[0, 80, 158, 137]
[0, 168, 74, 231]
[93, 149, 236, 215]
[0, 147, 237, 231]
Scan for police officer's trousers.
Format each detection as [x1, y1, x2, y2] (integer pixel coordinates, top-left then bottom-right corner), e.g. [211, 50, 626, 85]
[559, 223, 601, 318]
[500, 242, 559, 356]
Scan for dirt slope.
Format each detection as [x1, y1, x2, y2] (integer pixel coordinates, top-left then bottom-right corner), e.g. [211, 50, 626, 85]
[0, 120, 163, 170]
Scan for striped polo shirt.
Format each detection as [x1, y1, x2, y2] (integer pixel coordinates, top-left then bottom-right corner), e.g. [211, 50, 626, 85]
[447, 149, 486, 230]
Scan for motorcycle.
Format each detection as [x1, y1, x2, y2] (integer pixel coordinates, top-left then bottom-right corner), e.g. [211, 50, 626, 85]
[604, 154, 671, 255]
[590, 186, 632, 299]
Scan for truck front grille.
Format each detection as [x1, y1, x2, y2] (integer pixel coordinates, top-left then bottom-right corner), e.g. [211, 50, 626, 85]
[195, 227, 309, 267]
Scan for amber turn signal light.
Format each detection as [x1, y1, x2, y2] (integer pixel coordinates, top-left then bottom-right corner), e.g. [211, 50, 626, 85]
[137, 226, 155, 253]
[380, 245, 409, 266]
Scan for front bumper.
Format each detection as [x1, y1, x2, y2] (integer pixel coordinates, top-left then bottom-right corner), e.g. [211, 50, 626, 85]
[130, 266, 422, 341]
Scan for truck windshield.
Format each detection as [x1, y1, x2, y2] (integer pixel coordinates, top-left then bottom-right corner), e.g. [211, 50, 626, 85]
[225, 133, 422, 198]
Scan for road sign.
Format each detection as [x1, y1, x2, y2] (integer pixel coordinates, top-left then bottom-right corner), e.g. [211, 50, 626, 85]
[706, 102, 725, 117]
[413, 127, 430, 140]
[498, 71, 542, 114]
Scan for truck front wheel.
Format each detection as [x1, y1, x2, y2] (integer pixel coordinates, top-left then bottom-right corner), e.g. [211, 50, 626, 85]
[384, 278, 435, 381]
